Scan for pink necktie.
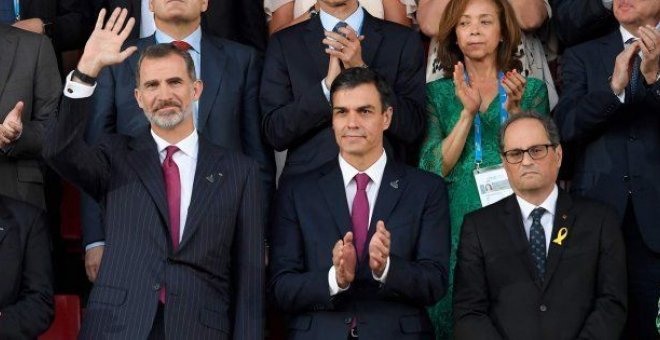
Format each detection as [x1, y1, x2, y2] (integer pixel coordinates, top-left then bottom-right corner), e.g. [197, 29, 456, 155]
[160, 146, 181, 303]
[171, 40, 192, 51]
[352, 173, 370, 259]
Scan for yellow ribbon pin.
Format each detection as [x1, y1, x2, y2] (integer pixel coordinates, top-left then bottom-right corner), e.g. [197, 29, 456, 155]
[553, 227, 568, 245]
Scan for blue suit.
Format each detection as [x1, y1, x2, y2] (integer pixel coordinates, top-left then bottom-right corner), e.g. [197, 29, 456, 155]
[82, 33, 274, 247]
[268, 159, 450, 339]
[45, 96, 264, 339]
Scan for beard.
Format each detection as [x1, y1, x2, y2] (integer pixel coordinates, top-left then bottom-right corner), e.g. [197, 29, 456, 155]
[144, 100, 191, 129]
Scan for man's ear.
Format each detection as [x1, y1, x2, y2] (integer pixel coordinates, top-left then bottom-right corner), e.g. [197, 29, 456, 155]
[192, 80, 203, 101]
[134, 88, 144, 109]
[382, 106, 393, 130]
[555, 144, 563, 168]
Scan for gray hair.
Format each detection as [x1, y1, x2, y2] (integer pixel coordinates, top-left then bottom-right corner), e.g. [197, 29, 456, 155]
[498, 111, 561, 153]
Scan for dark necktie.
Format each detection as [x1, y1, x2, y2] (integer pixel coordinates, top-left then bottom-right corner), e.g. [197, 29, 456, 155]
[626, 38, 643, 103]
[160, 146, 181, 303]
[352, 173, 370, 259]
[0, 0, 15, 24]
[529, 207, 546, 282]
[171, 40, 192, 51]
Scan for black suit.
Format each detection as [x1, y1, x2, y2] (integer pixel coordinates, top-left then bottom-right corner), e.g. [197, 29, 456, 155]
[454, 192, 627, 339]
[269, 159, 450, 339]
[554, 29, 660, 338]
[19, 0, 93, 52]
[98, 0, 267, 51]
[551, 0, 617, 48]
[45, 96, 264, 339]
[0, 195, 53, 339]
[0, 24, 61, 209]
[260, 12, 426, 183]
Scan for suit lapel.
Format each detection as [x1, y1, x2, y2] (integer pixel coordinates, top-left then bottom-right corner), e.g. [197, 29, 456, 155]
[0, 27, 17, 107]
[542, 191, 575, 291]
[319, 162, 352, 239]
[126, 132, 170, 229]
[501, 195, 542, 288]
[359, 12, 382, 68]
[177, 139, 226, 250]
[364, 160, 404, 262]
[304, 16, 329, 80]
[198, 35, 227, 133]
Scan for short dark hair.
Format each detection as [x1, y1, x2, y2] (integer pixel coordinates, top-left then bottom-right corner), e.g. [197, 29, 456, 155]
[499, 111, 561, 152]
[330, 67, 393, 110]
[135, 43, 197, 87]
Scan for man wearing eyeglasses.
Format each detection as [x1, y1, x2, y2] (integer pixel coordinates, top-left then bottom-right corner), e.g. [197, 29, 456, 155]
[453, 112, 627, 339]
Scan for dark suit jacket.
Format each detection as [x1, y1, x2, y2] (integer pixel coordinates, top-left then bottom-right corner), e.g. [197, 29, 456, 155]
[98, 0, 267, 51]
[45, 96, 264, 339]
[551, 0, 616, 48]
[0, 24, 61, 209]
[260, 12, 426, 183]
[554, 30, 660, 253]
[20, 0, 93, 52]
[81, 32, 274, 247]
[269, 159, 450, 339]
[454, 192, 627, 340]
[0, 195, 53, 339]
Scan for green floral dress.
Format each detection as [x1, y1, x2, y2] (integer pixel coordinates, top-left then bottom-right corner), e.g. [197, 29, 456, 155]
[419, 77, 549, 339]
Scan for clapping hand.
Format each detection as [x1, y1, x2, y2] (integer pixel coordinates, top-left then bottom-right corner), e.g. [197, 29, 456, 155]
[453, 61, 481, 118]
[333, 232, 357, 289]
[502, 69, 526, 114]
[369, 221, 391, 277]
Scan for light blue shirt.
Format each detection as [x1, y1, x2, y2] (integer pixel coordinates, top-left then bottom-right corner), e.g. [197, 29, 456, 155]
[155, 27, 202, 125]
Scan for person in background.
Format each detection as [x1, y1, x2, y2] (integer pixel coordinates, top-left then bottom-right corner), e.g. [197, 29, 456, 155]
[418, 0, 549, 337]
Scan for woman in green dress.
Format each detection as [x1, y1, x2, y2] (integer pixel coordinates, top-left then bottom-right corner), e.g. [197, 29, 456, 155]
[418, 0, 549, 338]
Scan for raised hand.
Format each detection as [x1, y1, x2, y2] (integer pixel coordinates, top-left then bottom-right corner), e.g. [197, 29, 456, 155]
[369, 221, 391, 277]
[638, 25, 660, 84]
[0, 102, 24, 148]
[77, 8, 137, 78]
[502, 69, 527, 114]
[610, 40, 641, 95]
[453, 61, 481, 118]
[332, 232, 357, 289]
[323, 26, 366, 69]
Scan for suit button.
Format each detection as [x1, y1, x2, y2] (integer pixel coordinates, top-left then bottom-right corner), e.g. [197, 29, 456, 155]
[344, 317, 353, 324]
[623, 175, 630, 182]
[539, 304, 547, 312]
[153, 283, 161, 291]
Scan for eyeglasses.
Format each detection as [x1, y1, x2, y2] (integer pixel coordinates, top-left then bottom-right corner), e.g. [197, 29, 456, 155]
[502, 144, 556, 164]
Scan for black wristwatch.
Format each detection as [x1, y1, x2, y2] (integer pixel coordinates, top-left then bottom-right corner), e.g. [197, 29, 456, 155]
[42, 21, 54, 38]
[72, 68, 97, 86]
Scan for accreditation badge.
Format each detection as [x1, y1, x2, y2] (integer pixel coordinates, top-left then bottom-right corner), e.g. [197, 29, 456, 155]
[473, 164, 513, 207]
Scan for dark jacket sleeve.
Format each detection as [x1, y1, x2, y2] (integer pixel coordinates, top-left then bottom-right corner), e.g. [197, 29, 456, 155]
[0, 211, 54, 339]
[551, 0, 616, 47]
[453, 213, 505, 339]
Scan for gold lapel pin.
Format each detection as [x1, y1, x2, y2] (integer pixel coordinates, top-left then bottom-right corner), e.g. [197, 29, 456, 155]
[552, 227, 568, 245]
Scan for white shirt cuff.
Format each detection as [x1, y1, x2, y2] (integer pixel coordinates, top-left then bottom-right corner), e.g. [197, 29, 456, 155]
[372, 256, 390, 283]
[85, 241, 105, 252]
[63, 71, 97, 98]
[321, 79, 331, 102]
[616, 90, 625, 103]
[328, 266, 350, 296]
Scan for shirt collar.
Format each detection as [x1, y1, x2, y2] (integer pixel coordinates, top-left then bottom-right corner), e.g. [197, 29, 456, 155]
[154, 26, 202, 54]
[151, 129, 199, 160]
[516, 185, 559, 221]
[319, 5, 364, 34]
[620, 21, 660, 45]
[338, 150, 387, 189]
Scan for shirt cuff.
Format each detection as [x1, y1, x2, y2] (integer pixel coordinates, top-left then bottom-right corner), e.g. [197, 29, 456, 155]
[85, 241, 105, 252]
[63, 71, 97, 98]
[328, 266, 350, 296]
[602, 0, 613, 10]
[616, 90, 625, 103]
[321, 79, 331, 102]
[372, 256, 390, 283]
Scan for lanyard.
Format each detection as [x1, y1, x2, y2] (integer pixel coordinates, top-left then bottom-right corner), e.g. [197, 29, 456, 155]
[13, 0, 20, 21]
[464, 71, 508, 168]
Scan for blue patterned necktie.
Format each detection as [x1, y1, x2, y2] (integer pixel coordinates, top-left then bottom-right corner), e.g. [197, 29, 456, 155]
[529, 207, 547, 282]
[626, 38, 642, 103]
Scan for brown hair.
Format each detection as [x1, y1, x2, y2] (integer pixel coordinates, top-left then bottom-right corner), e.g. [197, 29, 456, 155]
[436, 0, 522, 77]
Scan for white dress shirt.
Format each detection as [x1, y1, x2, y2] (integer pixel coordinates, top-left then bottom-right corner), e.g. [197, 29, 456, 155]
[516, 185, 559, 256]
[328, 150, 391, 295]
[151, 129, 198, 241]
